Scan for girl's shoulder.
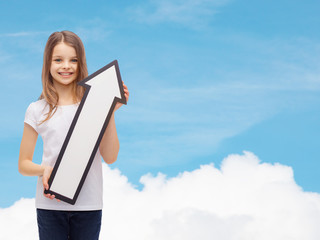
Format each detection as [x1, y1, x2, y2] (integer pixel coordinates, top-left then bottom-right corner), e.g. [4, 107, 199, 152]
[25, 99, 49, 130]
[28, 99, 47, 108]
[26, 99, 49, 114]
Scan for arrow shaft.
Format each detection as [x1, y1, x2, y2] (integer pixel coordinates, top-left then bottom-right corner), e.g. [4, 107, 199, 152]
[49, 94, 115, 199]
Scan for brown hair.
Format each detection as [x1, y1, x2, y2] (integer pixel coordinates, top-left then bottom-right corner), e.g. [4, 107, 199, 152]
[40, 30, 88, 122]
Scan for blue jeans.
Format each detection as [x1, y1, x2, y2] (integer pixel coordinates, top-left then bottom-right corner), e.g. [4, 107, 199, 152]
[37, 209, 102, 240]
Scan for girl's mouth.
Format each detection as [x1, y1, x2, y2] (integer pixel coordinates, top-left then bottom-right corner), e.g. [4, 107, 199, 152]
[59, 72, 73, 76]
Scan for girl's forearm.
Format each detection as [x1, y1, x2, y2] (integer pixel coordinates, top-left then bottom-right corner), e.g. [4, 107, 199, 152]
[99, 113, 120, 164]
[18, 124, 43, 176]
[18, 160, 45, 177]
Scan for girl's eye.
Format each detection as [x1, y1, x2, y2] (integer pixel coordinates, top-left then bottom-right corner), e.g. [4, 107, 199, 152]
[54, 59, 62, 62]
[71, 59, 78, 63]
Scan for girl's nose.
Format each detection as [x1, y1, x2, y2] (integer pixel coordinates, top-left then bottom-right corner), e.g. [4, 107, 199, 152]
[62, 61, 70, 69]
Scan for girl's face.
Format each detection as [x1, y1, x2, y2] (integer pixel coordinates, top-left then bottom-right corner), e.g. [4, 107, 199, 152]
[50, 42, 78, 88]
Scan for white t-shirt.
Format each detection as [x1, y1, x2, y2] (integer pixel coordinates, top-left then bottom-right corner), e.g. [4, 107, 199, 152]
[24, 99, 103, 211]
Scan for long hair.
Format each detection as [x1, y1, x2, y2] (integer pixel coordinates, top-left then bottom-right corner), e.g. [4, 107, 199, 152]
[40, 30, 88, 123]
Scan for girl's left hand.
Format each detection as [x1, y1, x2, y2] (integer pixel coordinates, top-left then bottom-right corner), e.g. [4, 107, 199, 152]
[115, 82, 129, 111]
[42, 165, 60, 202]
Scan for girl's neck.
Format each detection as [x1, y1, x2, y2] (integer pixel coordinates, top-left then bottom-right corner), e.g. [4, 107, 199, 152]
[54, 82, 79, 106]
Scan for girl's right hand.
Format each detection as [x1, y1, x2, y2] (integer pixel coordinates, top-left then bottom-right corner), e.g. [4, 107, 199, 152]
[42, 165, 60, 201]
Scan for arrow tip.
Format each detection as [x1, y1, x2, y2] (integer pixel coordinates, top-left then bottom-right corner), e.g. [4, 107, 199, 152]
[78, 60, 126, 102]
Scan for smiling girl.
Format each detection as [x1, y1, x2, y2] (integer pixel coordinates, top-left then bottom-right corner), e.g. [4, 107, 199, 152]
[18, 31, 129, 240]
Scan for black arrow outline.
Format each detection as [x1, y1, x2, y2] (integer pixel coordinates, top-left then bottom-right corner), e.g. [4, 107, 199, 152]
[44, 60, 127, 205]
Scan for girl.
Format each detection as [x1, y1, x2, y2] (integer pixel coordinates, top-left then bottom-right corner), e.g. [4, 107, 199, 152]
[18, 30, 129, 240]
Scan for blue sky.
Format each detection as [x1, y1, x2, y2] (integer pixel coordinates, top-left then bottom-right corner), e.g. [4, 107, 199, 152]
[0, 0, 319, 208]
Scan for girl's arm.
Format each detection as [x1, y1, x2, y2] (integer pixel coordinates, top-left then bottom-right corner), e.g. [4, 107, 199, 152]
[99, 113, 120, 164]
[18, 123, 57, 200]
[18, 123, 44, 176]
[99, 82, 129, 164]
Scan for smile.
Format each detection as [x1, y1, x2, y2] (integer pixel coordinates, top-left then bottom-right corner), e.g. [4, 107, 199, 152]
[59, 72, 73, 76]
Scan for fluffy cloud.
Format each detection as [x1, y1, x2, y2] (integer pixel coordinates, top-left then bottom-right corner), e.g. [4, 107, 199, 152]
[1, 151, 320, 239]
[0, 198, 37, 239]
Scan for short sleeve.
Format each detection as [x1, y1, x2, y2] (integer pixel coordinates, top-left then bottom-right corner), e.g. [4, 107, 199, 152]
[24, 103, 38, 132]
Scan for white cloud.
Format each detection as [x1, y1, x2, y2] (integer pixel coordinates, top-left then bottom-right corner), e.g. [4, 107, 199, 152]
[1, 152, 320, 239]
[0, 198, 37, 239]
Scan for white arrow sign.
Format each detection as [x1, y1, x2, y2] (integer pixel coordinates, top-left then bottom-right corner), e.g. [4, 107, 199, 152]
[44, 60, 126, 205]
